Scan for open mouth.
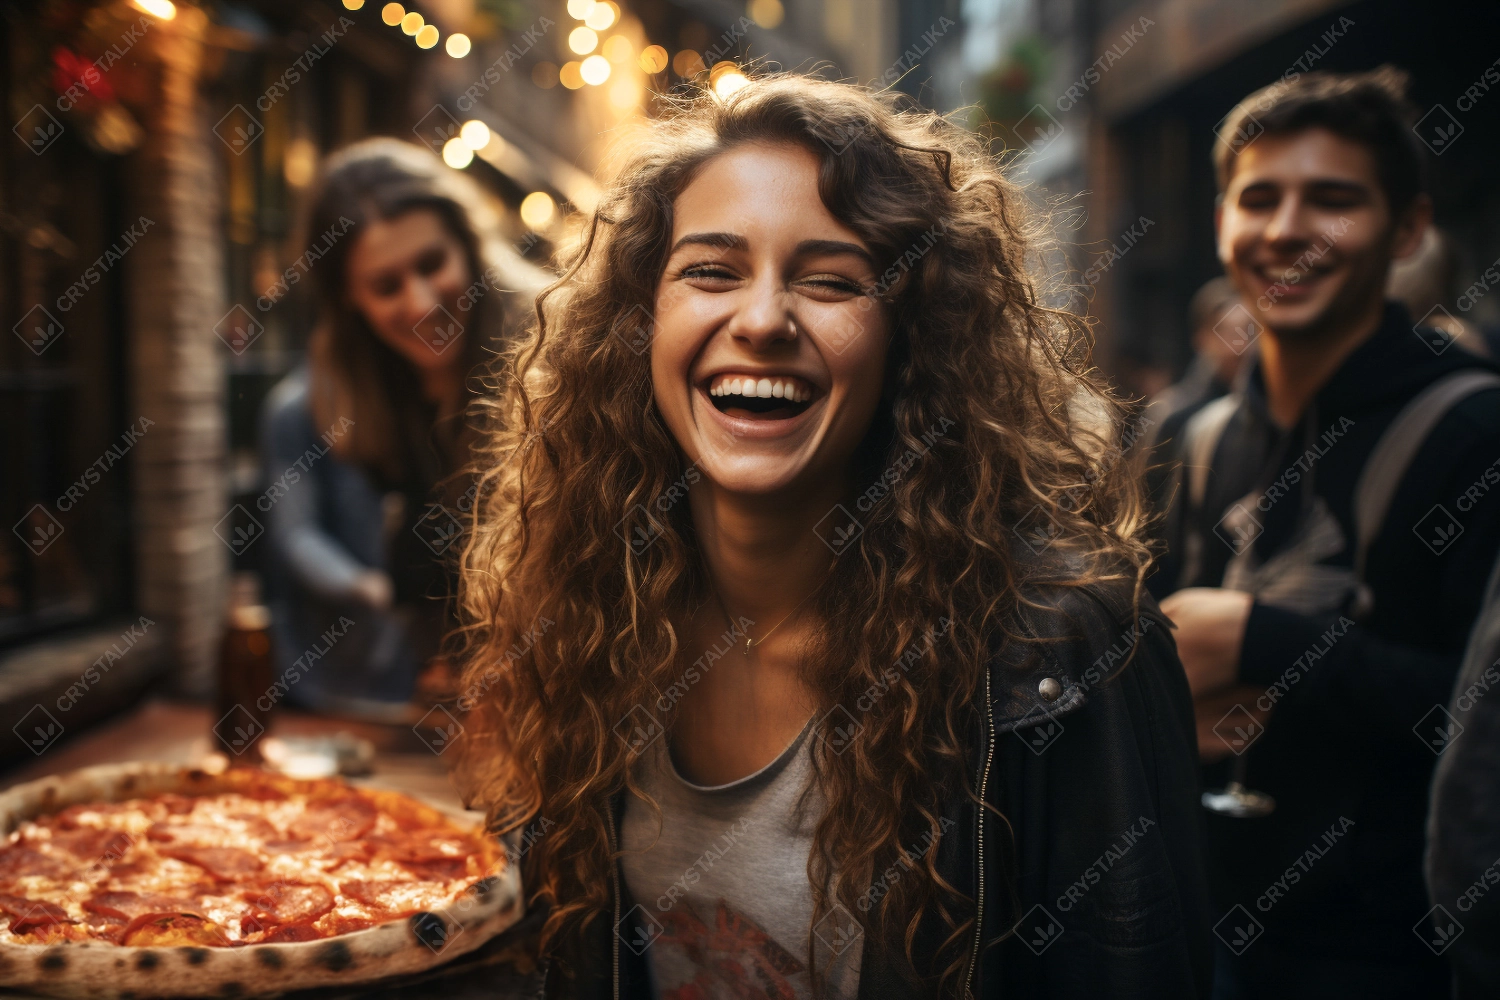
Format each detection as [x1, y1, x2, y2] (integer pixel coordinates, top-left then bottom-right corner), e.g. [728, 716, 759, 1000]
[704, 374, 816, 421]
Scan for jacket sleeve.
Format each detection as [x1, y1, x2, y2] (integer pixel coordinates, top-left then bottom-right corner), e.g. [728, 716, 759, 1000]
[987, 584, 1214, 999]
[260, 379, 371, 604]
[1236, 410, 1500, 741]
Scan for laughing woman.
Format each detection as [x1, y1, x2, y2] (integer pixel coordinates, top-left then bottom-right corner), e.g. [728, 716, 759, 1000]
[454, 77, 1211, 999]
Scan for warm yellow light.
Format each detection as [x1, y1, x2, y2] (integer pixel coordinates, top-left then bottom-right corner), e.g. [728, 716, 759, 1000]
[342, 0, 365, 10]
[283, 137, 318, 188]
[131, 0, 176, 18]
[401, 11, 423, 35]
[559, 61, 585, 89]
[748, 0, 784, 29]
[460, 120, 490, 150]
[415, 24, 439, 48]
[445, 33, 472, 58]
[566, 0, 595, 18]
[519, 192, 557, 230]
[713, 71, 750, 98]
[672, 49, 706, 78]
[568, 26, 598, 54]
[442, 137, 474, 169]
[533, 62, 560, 88]
[381, 3, 404, 26]
[580, 54, 611, 85]
[584, 1, 617, 30]
[608, 75, 640, 110]
[602, 35, 633, 64]
[639, 44, 669, 74]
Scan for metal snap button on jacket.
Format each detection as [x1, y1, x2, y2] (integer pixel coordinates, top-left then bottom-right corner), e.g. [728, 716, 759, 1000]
[1038, 677, 1062, 701]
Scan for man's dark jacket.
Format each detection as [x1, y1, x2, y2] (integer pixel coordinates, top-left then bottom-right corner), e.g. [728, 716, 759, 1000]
[540, 571, 1213, 999]
[1151, 302, 1500, 977]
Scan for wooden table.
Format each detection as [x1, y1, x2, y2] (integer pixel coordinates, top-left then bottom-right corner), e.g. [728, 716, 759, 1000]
[0, 699, 546, 999]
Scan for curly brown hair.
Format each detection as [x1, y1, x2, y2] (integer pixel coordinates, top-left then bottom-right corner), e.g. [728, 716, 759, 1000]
[451, 74, 1152, 992]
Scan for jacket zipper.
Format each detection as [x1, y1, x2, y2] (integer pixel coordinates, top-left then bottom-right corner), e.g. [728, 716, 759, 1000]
[963, 668, 995, 998]
[606, 804, 621, 1000]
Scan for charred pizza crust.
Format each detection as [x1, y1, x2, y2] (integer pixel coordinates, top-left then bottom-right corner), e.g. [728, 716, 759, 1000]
[0, 763, 521, 999]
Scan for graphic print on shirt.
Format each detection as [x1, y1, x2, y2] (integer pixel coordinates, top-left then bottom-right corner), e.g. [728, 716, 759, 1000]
[654, 897, 806, 1000]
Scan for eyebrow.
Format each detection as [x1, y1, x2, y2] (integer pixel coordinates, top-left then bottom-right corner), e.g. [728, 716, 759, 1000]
[668, 232, 876, 267]
[1237, 178, 1371, 198]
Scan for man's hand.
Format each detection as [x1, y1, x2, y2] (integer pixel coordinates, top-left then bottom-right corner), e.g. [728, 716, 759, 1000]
[1160, 588, 1255, 697]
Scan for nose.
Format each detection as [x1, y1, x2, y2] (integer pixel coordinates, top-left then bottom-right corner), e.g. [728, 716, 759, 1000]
[725, 273, 797, 351]
[1262, 192, 1314, 250]
[403, 276, 441, 325]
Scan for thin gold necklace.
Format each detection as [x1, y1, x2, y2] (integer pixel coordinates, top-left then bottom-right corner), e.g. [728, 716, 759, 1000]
[713, 560, 836, 656]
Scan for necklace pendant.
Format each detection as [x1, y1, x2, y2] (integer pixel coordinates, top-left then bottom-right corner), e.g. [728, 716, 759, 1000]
[742, 637, 753, 656]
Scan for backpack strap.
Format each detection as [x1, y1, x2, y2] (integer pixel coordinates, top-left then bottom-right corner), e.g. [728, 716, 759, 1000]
[1175, 393, 1240, 590]
[1353, 369, 1500, 579]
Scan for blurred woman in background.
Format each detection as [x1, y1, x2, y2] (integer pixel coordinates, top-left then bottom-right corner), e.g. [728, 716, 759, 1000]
[260, 137, 547, 717]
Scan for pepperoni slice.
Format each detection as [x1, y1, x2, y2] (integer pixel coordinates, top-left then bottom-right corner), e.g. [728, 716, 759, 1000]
[259, 919, 323, 943]
[241, 883, 333, 924]
[49, 827, 133, 864]
[338, 879, 452, 917]
[0, 845, 72, 883]
[84, 891, 201, 921]
[119, 912, 229, 947]
[288, 796, 377, 842]
[159, 845, 263, 881]
[0, 893, 73, 934]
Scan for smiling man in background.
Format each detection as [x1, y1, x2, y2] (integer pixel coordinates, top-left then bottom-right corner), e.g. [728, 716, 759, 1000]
[1152, 68, 1500, 998]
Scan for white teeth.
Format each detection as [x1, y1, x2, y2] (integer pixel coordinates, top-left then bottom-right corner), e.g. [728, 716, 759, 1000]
[706, 375, 812, 403]
[756, 378, 772, 398]
[772, 382, 784, 399]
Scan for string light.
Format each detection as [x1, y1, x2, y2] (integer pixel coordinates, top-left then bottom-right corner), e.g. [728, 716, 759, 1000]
[445, 33, 472, 58]
[580, 54, 611, 85]
[713, 70, 750, 98]
[602, 35, 633, 64]
[533, 62, 561, 88]
[639, 45, 668, 74]
[415, 24, 439, 48]
[672, 49, 706, 78]
[442, 137, 474, 169]
[559, 61, 585, 89]
[568, 26, 598, 54]
[131, 0, 176, 17]
[519, 192, 557, 230]
[401, 12, 423, 36]
[381, 3, 404, 26]
[566, 0, 595, 18]
[342, 0, 365, 10]
[748, 0, 784, 29]
[584, 1, 618, 30]
[460, 120, 491, 150]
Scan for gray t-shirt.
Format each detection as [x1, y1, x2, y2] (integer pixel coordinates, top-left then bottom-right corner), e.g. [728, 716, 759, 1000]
[619, 717, 863, 1000]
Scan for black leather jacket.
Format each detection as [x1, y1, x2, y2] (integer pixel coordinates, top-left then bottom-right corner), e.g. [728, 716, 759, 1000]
[543, 576, 1213, 999]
